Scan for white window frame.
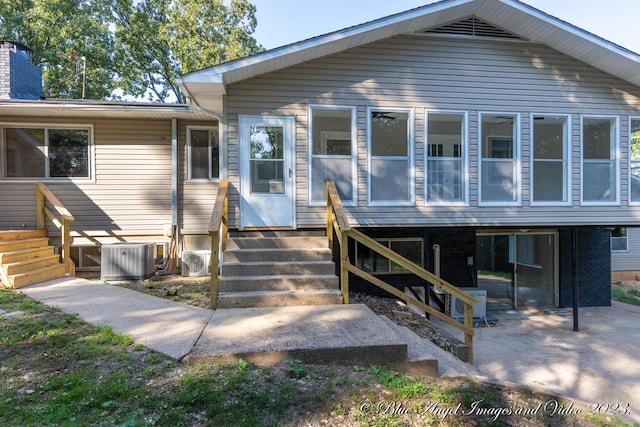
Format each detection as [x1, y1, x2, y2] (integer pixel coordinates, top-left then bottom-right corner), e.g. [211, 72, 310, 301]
[308, 105, 357, 206]
[187, 126, 219, 181]
[424, 110, 469, 206]
[611, 227, 628, 252]
[530, 113, 571, 206]
[478, 112, 521, 206]
[367, 107, 415, 206]
[580, 115, 620, 206]
[0, 122, 95, 183]
[629, 117, 640, 205]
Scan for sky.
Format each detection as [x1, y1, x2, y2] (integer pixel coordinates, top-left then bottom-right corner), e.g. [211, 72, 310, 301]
[250, 0, 640, 54]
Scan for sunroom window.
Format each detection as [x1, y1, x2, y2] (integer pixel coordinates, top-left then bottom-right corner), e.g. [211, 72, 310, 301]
[532, 115, 569, 204]
[3, 126, 90, 179]
[309, 106, 355, 204]
[630, 118, 640, 203]
[188, 127, 219, 180]
[368, 109, 413, 204]
[582, 117, 618, 203]
[480, 113, 518, 204]
[426, 112, 466, 204]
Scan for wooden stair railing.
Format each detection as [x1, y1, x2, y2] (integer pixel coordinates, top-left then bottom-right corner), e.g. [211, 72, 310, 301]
[208, 180, 229, 309]
[326, 181, 477, 363]
[35, 183, 75, 277]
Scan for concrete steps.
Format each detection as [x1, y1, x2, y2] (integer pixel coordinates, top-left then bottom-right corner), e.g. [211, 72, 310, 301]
[218, 233, 342, 308]
[0, 229, 67, 289]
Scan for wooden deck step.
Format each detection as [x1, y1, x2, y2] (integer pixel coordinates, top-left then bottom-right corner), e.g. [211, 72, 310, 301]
[0, 229, 47, 241]
[0, 237, 50, 253]
[5, 255, 61, 275]
[0, 246, 56, 264]
[8, 263, 66, 289]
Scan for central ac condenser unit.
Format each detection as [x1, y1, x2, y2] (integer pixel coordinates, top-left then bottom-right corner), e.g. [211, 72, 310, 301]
[181, 250, 211, 277]
[446, 287, 487, 321]
[100, 243, 156, 281]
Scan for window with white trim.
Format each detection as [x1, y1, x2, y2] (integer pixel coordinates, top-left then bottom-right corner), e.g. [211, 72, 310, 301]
[188, 127, 219, 180]
[630, 118, 640, 203]
[309, 106, 355, 204]
[2, 126, 91, 179]
[581, 116, 618, 203]
[368, 108, 413, 204]
[531, 115, 569, 204]
[426, 111, 466, 204]
[611, 227, 628, 252]
[479, 113, 519, 204]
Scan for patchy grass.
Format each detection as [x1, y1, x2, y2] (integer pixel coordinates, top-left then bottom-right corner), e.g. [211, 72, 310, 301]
[612, 281, 640, 306]
[2, 288, 634, 426]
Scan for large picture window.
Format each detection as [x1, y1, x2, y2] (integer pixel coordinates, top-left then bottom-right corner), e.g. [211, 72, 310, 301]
[188, 127, 219, 180]
[581, 116, 618, 204]
[479, 113, 519, 204]
[531, 115, 569, 204]
[309, 106, 355, 204]
[3, 126, 91, 179]
[368, 108, 413, 205]
[630, 118, 640, 203]
[426, 111, 466, 204]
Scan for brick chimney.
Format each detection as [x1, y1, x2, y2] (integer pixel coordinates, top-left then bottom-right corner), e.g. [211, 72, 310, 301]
[0, 41, 42, 100]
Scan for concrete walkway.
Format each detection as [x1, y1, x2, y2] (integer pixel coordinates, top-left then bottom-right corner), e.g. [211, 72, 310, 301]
[18, 277, 438, 370]
[432, 303, 640, 423]
[18, 277, 639, 422]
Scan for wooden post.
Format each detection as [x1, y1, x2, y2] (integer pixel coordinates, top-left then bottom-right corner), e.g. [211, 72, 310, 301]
[35, 184, 45, 230]
[464, 302, 474, 364]
[221, 193, 228, 252]
[340, 230, 349, 304]
[62, 218, 74, 276]
[326, 185, 333, 249]
[210, 231, 220, 309]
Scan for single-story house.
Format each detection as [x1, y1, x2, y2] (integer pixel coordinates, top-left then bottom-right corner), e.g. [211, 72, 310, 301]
[178, 0, 640, 309]
[2, 0, 640, 309]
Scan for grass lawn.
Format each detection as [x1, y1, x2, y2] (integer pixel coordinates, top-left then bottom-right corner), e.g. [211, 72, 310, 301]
[611, 281, 640, 306]
[2, 288, 636, 426]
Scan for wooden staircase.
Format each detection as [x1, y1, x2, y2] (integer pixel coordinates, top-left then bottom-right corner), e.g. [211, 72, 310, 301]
[0, 229, 67, 289]
[217, 232, 343, 308]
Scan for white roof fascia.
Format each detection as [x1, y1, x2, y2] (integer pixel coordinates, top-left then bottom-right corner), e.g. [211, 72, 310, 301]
[0, 100, 218, 120]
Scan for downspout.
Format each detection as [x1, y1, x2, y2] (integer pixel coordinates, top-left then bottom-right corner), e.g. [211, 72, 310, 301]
[171, 118, 179, 271]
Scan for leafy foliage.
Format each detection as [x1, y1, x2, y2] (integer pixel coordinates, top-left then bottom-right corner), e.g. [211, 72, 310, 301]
[0, 0, 263, 102]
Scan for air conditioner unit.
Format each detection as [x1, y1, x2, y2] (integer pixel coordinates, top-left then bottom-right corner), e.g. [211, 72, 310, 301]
[101, 243, 156, 281]
[446, 288, 487, 321]
[181, 250, 211, 277]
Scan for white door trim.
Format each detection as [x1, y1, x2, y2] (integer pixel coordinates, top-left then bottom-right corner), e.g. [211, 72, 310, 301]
[238, 115, 296, 229]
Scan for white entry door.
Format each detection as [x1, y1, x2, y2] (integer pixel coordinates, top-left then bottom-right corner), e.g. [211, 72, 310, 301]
[239, 116, 295, 229]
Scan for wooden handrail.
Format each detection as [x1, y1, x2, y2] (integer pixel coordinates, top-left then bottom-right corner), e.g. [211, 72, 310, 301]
[208, 180, 229, 309]
[325, 180, 476, 363]
[35, 183, 75, 277]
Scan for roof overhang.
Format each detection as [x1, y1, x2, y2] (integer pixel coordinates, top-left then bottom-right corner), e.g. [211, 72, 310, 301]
[179, 0, 640, 115]
[0, 99, 219, 121]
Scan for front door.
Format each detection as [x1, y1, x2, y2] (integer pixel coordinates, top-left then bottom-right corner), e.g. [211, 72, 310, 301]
[239, 116, 295, 229]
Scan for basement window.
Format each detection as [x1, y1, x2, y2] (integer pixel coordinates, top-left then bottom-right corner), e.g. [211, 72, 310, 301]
[611, 227, 628, 252]
[356, 238, 423, 274]
[2, 126, 92, 179]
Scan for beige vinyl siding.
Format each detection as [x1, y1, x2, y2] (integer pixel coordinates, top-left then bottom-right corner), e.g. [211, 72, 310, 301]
[612, 227, 640, 271]
[225, 34, 640, 228]
[0, 117, 174, 238]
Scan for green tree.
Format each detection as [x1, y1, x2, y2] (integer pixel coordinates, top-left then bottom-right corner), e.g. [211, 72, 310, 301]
[0, 0, 262, 102]
[112, 0, 263, 102]
[0, 0, 117, 99]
